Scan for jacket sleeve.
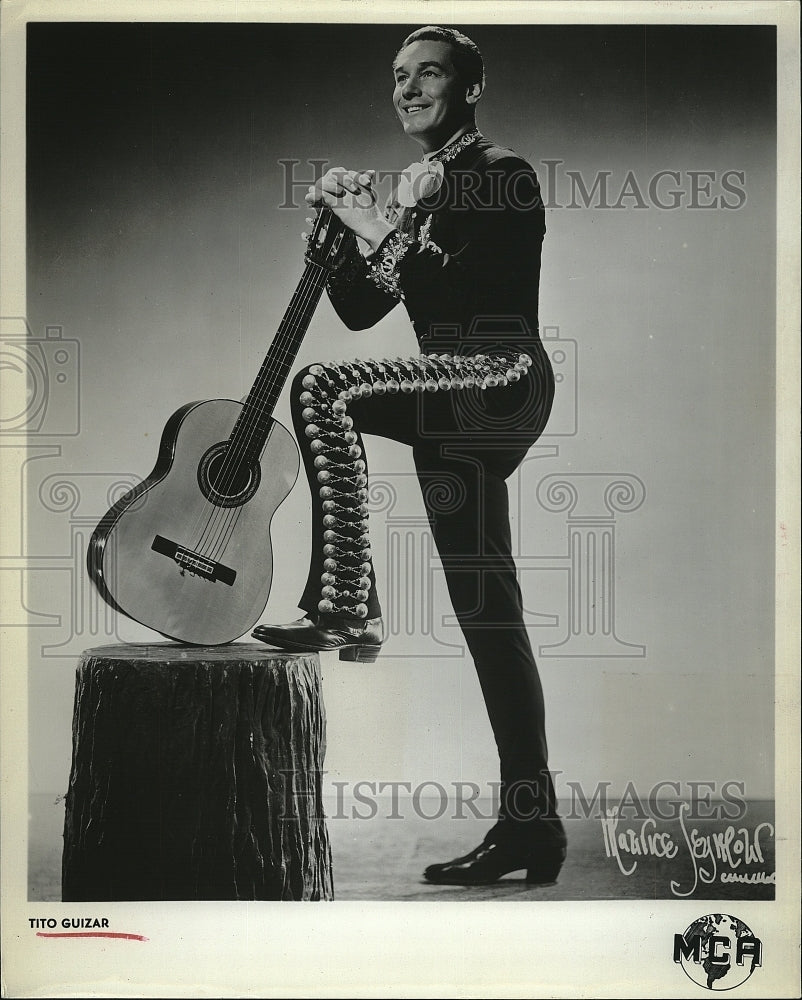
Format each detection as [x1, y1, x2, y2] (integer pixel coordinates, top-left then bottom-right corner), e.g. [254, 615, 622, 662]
[369, 157, 545, 325]
[324, 228, 399, 331]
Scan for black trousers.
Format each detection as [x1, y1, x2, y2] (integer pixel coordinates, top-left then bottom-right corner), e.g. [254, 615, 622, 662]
[290, 341, 564, 844]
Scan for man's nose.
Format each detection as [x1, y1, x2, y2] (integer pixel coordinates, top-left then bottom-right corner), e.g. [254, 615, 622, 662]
[401, 76, 421, 99]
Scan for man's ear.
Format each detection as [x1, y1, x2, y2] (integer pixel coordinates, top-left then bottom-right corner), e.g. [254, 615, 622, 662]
[465, 82, 483, 105]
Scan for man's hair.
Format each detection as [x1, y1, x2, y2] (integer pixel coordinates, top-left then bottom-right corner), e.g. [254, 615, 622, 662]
[395, 25, 485, 90]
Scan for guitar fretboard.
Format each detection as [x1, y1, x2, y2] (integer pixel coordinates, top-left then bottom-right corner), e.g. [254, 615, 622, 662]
[229, 257, 330, 458]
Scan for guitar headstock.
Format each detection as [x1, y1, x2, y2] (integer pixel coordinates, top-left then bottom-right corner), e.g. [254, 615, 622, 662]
[305, 208, 346, 270]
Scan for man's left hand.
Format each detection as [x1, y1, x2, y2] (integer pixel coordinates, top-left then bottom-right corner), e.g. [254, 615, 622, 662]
[305, 168, 395, 252]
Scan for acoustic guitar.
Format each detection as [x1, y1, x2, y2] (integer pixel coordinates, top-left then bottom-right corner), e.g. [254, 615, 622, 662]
[87, 209, 346, 645]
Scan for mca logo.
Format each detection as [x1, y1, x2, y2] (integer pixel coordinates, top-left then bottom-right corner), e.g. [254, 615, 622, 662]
[674, 913, 762, 990]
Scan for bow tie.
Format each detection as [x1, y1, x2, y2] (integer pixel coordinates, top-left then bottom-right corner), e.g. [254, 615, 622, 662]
[396, 159, 445, 209]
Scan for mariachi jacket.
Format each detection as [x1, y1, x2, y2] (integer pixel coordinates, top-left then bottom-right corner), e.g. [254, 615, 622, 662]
[325, 133, 547, 356]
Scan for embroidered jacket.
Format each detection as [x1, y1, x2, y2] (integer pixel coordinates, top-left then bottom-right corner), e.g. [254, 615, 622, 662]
[326, 135, 546, 352]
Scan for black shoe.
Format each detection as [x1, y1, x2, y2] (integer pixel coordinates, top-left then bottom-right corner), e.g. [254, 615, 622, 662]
[252, 614, 384, 662]
[423, 836, 566, 886]
[250, 615, 318, 638]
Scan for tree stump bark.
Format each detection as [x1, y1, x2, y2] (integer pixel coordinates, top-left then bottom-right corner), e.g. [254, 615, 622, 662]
[62, 644, 333, 901]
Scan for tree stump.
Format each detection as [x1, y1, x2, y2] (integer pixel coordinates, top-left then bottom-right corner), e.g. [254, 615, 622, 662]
[62, 644, 333, 901]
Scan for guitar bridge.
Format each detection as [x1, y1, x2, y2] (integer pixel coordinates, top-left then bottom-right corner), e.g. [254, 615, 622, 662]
[151, 535, 236, 586]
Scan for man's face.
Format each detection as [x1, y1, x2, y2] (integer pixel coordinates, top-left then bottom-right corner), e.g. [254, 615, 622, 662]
[392, 40, 474, 150]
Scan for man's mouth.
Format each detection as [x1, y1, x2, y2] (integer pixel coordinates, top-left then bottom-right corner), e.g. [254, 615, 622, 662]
[402, 104, 430, 115]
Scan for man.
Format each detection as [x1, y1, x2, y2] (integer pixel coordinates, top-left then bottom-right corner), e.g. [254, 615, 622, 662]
[253, 25, 566, 886]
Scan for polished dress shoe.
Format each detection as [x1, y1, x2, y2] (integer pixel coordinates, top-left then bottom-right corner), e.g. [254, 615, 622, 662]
[251, 615, 318, 637]
[252, 614, 384, 662]
[423, 836, 566, 886]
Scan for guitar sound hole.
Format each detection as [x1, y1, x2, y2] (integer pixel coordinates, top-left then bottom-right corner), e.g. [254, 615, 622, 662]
[198, 442, 261, 508]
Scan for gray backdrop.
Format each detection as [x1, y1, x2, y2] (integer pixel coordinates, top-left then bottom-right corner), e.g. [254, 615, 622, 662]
[22, 22, 775, 803]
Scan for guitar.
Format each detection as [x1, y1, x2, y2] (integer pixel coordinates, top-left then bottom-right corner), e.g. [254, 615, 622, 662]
[87, 209, 346, 645]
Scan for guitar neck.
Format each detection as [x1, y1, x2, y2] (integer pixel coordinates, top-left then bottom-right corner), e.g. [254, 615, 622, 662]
[246, 264, 329, 420]
[232, 214, 342, 455]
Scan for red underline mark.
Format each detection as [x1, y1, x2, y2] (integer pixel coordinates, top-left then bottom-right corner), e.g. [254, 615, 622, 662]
[36, 931, 148, 941]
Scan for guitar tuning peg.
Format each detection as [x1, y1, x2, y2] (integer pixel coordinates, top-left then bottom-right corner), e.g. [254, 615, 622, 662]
[301, 232, 309, 242]
[306, 217, 314, 225]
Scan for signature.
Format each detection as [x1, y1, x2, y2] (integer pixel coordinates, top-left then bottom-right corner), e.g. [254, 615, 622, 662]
[600, 803, 775, 897]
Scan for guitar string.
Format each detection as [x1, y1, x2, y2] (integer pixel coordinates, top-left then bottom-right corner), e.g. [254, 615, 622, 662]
[194, 261, 327, 562]
[176, 257, 323, 562]
[202, 209, 340, 529]
[198, 266, 328, 566]
[190, 225, 335, 565]
[186, 213, 334, 559]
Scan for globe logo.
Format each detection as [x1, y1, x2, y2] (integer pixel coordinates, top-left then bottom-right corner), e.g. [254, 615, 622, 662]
[674, 913, 762, 990]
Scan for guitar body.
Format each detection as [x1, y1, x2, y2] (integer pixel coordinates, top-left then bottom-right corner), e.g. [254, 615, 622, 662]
[88, 398, 300, 645]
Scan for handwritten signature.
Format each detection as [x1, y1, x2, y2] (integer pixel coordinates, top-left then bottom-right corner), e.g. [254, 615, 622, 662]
[600, 803, 775, 897]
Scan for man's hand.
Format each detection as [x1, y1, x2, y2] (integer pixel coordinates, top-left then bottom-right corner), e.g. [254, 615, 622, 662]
[305, 168, 394, 252]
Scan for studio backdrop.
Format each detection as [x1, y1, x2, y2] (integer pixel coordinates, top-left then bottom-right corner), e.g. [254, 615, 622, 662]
[19, 20, 775, 833]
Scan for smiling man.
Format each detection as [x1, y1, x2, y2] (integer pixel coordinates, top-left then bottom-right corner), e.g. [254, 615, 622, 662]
[253, 25, 567, 887]
[393, 33, 484, 150]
